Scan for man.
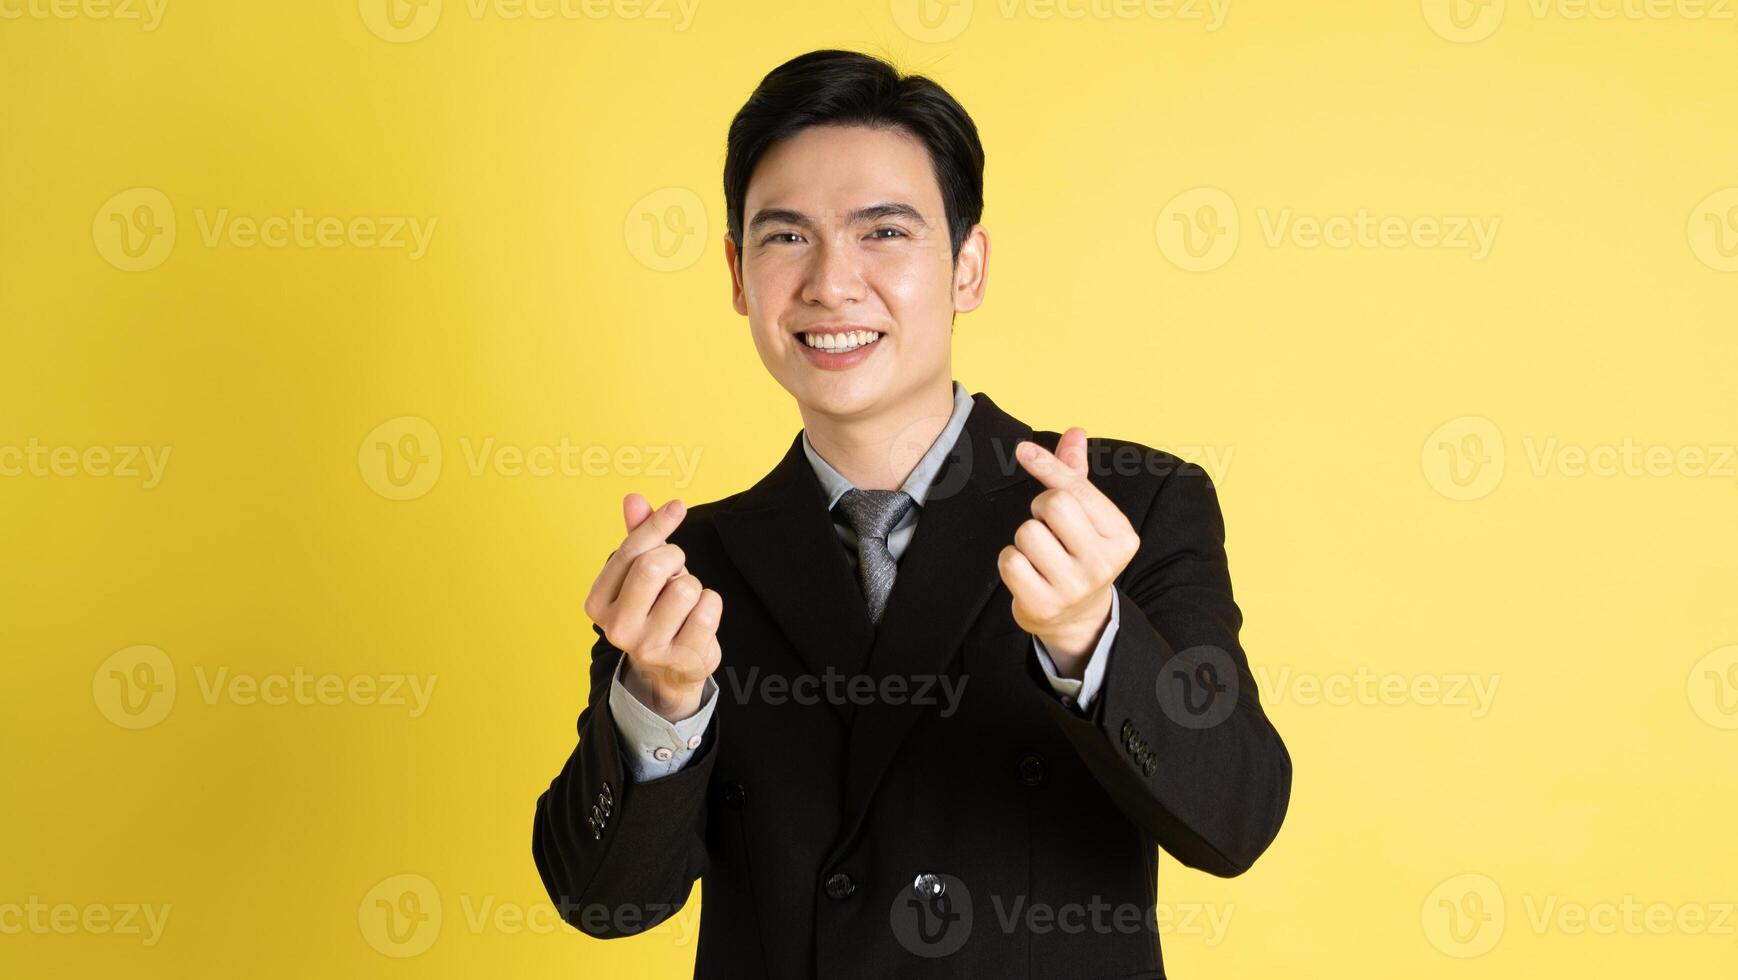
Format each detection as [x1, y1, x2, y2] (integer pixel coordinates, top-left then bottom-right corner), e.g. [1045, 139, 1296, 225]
[533, 49, 1291, 979]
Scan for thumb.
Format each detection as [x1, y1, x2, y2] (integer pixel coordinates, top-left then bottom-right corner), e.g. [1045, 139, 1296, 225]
[622, 492, 655, 533]
[1056, 426, 1089, 476]
[626, 494, 687, 541]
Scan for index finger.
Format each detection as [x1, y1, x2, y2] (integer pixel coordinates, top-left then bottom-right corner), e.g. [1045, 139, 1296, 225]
[592, 495, 687, 605]
[1016, 438, 1126, 537]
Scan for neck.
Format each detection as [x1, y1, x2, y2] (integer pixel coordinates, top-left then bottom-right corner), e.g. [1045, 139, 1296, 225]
[800, 378, 957, 491]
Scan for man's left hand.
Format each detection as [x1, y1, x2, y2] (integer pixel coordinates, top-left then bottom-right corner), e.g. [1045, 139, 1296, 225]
[997, 426, 1141, 671]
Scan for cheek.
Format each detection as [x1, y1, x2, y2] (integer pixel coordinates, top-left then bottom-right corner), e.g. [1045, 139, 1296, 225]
[741, 256, 801, 307]
[872, 255, 951, 311]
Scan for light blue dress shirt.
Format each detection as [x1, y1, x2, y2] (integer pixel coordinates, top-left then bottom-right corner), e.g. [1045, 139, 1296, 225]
[609, 380, 1118, 782]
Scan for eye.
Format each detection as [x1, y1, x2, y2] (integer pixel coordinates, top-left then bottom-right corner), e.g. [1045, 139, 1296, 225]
[869, 227, 909, 240]
[762, 232, 804, 245]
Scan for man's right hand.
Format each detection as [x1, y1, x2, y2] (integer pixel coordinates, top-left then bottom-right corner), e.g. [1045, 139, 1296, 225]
[582, 492, 723, 723]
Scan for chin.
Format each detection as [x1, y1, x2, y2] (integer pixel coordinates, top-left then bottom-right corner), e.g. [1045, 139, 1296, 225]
[792, 373, 889, 418]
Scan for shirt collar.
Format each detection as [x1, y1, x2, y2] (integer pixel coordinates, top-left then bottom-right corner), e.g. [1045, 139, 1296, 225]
[800, 379, 975, 513]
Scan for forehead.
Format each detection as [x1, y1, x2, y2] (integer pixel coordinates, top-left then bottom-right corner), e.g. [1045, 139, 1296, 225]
[744, 124, 943, 218]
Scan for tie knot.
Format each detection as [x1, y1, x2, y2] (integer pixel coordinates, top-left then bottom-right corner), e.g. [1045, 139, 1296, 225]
[834, 488, 915, 541]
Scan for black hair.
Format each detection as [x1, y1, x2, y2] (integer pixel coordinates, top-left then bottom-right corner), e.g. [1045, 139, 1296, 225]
[723, 49, 985, 267]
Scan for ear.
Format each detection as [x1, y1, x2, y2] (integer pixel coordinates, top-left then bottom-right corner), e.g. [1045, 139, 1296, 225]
[952, 223, 989, 314]
[724, 233, 747, 315]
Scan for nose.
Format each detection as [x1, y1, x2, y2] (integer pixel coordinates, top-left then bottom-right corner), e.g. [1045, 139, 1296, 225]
[799, 238, 867, 308]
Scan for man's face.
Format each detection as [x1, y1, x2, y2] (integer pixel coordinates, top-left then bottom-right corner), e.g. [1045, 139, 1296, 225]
[726, 124, 986, 421]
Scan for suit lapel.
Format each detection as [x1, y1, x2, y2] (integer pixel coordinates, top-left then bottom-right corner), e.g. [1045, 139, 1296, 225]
[715, 432, 877, 724]
[839, 391, 1036, 829]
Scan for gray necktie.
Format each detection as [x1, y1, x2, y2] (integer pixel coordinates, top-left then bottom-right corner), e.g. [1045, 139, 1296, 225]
[833, 488, 916, 625]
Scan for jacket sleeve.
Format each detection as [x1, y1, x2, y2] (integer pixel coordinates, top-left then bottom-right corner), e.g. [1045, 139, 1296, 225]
[1036, 459, 1292, 877]
[532, 623, 718, 936]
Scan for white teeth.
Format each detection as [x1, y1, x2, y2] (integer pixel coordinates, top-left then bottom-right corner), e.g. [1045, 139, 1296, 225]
[801, 330, 881, 352]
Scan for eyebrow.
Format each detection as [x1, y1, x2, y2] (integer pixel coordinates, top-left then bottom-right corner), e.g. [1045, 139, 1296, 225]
[747, 202, 929, 236]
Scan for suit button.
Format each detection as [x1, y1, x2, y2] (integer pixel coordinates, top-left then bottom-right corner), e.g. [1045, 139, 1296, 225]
[911, 873, 945, 900]
[824, 872, 855, 900]
[721, 781, 745, 809]
[1018, 753, 1045, 787]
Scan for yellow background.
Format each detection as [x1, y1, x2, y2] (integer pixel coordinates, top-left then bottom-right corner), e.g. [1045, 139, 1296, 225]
[3, 0, 1736, 976]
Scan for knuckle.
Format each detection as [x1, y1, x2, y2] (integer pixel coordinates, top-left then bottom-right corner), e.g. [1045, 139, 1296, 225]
[649, 543, 685, 574]
[667, 575, 703, 604]
[691, 592, 721, 625]
[631, 555, 664, 582]
[606, 621, 639, 652]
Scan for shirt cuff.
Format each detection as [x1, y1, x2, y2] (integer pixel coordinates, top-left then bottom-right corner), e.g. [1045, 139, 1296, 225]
[1031, 594, 1119, 712]
[607, 654, 719, 783]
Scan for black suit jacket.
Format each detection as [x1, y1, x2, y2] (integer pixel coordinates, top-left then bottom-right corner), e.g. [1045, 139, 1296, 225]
[532, 391, 1292, 979]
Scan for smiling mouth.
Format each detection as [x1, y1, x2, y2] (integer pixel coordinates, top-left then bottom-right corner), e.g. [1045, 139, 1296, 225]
[797, 330, 883, 353]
